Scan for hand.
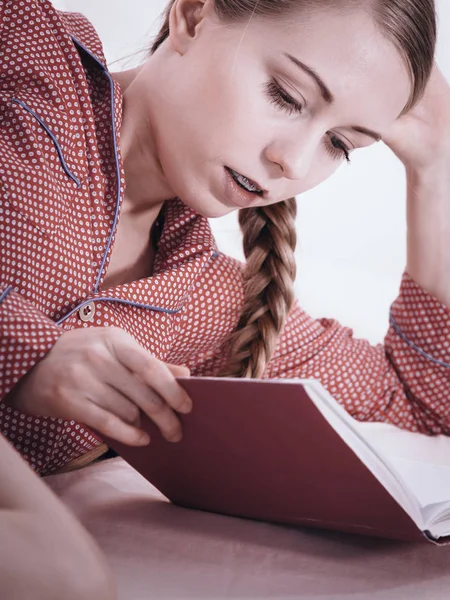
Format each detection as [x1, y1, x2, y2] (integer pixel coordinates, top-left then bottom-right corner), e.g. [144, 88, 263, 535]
[382, 63, 450, 173]
[5, 327, 192, 446]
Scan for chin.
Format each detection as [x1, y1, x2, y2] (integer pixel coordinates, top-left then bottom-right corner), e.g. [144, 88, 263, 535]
[167, 165, 237, 218]
[199, 204, 235, 219]
[176, 189, 235, 219]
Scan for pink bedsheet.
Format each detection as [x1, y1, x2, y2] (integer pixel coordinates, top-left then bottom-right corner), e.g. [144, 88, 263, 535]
[46, 453, 450, 600]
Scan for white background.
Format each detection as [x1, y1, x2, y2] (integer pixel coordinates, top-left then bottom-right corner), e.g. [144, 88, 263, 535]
[53, 0, 450, 344]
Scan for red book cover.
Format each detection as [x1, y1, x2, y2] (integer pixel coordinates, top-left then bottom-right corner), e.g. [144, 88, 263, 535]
[105, 377, 443, 543]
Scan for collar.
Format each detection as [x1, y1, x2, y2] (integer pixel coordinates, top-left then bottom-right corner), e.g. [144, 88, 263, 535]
[67, 26, 218, 313]
[92, 198, 218, 313]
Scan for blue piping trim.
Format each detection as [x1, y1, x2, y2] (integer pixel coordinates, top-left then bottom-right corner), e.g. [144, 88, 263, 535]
[0, 286, 13, 304]
[69, 38, 218, 301]
[70, 36, 122, 294]
[94, 70, 121, 293]
[11, 99, 82, 189]
[389, 307, 450, 369]
[56, 297, 181, 325]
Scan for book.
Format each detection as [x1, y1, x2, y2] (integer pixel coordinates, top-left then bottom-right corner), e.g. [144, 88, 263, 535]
[105, 377, 450, 544]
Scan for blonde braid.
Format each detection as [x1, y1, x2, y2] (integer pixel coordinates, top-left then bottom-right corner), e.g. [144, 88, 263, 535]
[220, 198, 297, 378]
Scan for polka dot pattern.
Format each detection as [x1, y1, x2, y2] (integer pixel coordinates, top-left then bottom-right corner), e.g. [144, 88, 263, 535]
[0, 2, 449, 475]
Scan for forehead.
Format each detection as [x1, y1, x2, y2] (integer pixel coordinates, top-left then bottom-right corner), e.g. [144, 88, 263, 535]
[238, 5, 411, 126]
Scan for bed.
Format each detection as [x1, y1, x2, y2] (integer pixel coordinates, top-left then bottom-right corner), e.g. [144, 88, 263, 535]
[45, 423, 450, 599]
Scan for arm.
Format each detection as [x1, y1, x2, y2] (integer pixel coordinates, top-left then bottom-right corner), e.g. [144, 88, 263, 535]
[405, 164, 450, 307]
[384, 64, 450, 308]
[0, 284, 64, 400]
[0, 433, 116, 600]
[176, 252, 450, 435]
[265, 274, 450, 435]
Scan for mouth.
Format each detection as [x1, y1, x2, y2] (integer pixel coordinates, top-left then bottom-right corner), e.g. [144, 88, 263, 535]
[225, 167, 266, 197]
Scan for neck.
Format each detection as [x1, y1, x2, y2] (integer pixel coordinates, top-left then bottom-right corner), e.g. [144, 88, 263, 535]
[112, 67, 175, 216]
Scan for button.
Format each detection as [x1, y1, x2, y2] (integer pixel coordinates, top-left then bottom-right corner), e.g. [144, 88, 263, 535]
[79, 302, 96, 322]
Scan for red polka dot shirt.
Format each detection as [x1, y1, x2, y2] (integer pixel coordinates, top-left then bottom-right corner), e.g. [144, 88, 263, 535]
[1, 1, 449, 475]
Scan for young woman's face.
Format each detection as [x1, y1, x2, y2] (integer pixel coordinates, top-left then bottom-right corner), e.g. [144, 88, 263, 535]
[141, 0, 411, 217]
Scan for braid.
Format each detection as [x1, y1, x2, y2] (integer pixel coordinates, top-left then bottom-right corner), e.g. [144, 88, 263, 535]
[220, 198, 297, 378]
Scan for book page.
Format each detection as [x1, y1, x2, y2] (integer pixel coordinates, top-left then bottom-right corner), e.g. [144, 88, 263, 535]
[386, 457, 450, 508]
[300, 381, 424, 524]
[357, 421, 450, 528]
[357, 421, 450, 467]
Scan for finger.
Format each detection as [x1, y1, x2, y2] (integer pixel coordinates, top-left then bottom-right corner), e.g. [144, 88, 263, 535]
[88, 384, 142, 427]
[107, 363, 183, 443]
[140, 359, 193, 414]
[110, 335, 193, 414]
[166, 363, 190, 378]
[68, 397, 150, 447]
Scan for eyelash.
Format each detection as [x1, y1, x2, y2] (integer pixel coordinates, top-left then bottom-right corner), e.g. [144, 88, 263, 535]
[264, 79, 352, 164]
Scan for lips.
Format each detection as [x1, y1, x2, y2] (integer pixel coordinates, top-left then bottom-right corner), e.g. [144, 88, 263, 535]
[225, 167, 266, 196]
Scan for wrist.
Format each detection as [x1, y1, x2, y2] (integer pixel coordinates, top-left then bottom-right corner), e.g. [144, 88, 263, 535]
[406, 162, 450, 206]
[405, 158, 450, 195]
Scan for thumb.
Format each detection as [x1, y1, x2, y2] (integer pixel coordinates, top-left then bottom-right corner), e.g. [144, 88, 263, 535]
[166, 363, 191, 378]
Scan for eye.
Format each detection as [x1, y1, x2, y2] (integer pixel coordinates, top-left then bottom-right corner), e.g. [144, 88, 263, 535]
[264, 79, 352, 164]
[264, 79, 304, 116]
[326, 134, 351, 164]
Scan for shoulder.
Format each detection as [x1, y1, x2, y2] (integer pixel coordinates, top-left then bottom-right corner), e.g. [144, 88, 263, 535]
[0, 2, 110, 237]
[0, 1, 107, 67]
[56, 9, 108, 66]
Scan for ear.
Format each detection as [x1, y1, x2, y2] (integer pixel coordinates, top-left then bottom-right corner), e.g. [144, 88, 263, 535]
[169, 0, 208, 55]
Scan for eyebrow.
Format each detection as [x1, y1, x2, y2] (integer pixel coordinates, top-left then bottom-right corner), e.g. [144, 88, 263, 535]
[284, 53, 383, 142]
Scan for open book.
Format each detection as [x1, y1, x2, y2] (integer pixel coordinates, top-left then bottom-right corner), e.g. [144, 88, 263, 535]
[106, 377, 450, 544]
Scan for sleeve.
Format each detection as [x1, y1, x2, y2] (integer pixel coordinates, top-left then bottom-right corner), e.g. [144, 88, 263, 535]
[0, 284, 64, 401]
[171, 252, 450, 436]
[264, 270, 450, 435]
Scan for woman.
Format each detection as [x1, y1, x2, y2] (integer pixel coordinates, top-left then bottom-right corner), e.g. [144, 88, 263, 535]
[1, 0, 449, 476]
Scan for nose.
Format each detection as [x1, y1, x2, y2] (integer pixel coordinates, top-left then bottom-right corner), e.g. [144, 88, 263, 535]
[264, 136, 317, 180]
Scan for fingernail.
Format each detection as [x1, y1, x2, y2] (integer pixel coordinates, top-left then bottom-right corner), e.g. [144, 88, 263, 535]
[180, 401, 193, 414]
[139, 433, 150, 445]
[169, 431, 183, 443]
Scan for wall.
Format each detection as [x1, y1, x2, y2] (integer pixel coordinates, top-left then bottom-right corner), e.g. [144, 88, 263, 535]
[53, 0, 450, 343]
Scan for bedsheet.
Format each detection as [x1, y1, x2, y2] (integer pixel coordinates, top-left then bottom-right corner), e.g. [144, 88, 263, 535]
[45, 423, 450, 600]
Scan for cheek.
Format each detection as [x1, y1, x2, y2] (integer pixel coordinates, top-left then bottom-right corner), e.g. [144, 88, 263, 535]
[169, 79, 233, 155]
[192, 51, 269, 145]
[174, 76, 265, 164]
[199, 78, 262, 147]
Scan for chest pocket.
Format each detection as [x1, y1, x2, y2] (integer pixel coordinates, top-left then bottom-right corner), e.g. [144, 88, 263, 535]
[0, 96, 84, 236]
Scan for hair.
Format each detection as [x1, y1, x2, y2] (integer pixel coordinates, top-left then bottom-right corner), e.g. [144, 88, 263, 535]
[150, 0, 437, 378]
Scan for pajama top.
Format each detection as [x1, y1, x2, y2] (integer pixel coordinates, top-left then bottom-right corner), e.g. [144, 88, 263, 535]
[1, 0, 450, 475]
